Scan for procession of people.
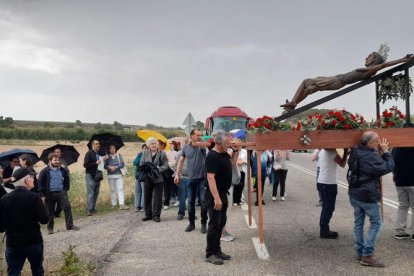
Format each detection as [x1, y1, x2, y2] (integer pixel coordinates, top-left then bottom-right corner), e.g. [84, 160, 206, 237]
[0, 127, 413, 274]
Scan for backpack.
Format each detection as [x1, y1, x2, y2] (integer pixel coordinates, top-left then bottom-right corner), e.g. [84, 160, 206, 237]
[346, 148, 360, 188]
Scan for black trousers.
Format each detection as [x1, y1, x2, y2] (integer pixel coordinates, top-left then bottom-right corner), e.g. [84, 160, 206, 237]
[144, 181, 164, 218]
[163, 169, 174, 206]
[233, 171, 245, 204]
[46, 191, 73, 231]
[272, 169, 288, 197]
[254, 177, 266, 202]
[206, 190, 228, 258]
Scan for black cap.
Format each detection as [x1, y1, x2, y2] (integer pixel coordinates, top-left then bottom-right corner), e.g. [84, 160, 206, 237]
[12, 168, 36, 182]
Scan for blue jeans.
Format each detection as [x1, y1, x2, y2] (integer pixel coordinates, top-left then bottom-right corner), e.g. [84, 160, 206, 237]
[319, 184, 337, 233]
[349, 197, 382, 256]
[187, 178, 207, 225]
[6, 243, 44, 276]
[134, 181, 145, 209]
[178, 178, 189, 216]
[86, 174, 101, 211]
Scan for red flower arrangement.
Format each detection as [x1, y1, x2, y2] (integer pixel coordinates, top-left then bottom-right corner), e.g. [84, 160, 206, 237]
[248, 107, 406, 134]
[373, 106, 405, 128]
[247, 115, 290, 133]
[292, 109, 367, 131]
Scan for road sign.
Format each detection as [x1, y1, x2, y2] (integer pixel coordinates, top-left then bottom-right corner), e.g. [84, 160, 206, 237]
[183, 113, 196, 136]
[184, 125, 193, 136]
[183, 112, 196, 126]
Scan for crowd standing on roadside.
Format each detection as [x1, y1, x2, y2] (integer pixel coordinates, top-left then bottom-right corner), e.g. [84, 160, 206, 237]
[0, 128, 412, 272]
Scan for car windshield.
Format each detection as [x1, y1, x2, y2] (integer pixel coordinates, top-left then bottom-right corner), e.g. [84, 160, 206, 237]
[212, 117, 248, 133]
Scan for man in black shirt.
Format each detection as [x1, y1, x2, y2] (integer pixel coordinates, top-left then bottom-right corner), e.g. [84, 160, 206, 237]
[0, 168, 48, 275]
[205, 132, 240, 265]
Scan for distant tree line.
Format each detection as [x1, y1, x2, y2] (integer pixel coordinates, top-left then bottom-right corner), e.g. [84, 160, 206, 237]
[0, 116, 14, 128]
[0, 116, 185, 141]
[0, 127, 185, 142]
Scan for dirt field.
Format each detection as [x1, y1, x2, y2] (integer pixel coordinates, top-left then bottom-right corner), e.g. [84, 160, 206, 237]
[0, 140, 144, 172]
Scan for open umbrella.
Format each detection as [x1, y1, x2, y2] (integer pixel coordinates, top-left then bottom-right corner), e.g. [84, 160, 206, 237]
[230, 129, 246, 140]
[201, 135, 212, 142]
[0, 148, 39, 168]
[137, 130, 170, 150]
[87, 133, 125, 156]
[40, 144, 80, 166]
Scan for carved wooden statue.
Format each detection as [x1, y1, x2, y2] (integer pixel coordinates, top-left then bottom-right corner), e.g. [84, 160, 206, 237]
[281, 53, 413, 111]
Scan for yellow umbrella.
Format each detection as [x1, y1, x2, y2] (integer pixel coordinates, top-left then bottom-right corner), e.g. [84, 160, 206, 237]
[137, 129, 171, 150]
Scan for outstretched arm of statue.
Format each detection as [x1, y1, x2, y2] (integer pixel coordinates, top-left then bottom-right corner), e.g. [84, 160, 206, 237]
[368, 54, 413, 73]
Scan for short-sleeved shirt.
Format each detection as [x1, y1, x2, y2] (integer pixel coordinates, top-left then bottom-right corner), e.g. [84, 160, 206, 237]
[205, 150, 232, 192]
[317, 149, 338, 185]
[182, 144, 206, 179]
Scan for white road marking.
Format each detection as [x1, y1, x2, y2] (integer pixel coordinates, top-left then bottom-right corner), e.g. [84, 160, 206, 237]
[252, 237, 270, 260]
[288, 163, 404, 211]
[245, 214, 257, 229]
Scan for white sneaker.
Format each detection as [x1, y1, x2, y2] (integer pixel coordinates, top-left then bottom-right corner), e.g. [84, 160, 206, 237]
[163, 205, 169, 210]
[224, 231, 235, 239]
[173, 201, 180, 207]
[220, 235, 233, 242]
[272, 196, 277, 201]
[281, 196, 285, 201]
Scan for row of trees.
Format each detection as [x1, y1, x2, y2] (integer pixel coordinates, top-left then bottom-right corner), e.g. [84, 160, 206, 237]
[0, 128, 185, 142]
[0, 116, 14, 128]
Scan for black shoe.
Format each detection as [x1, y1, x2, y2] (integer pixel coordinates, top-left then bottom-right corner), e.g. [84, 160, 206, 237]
[153, 217, 160, 222]
[205, 255, 223, 265]
[185, 224, 195, 232]
[177, 214, 184, 220]
[142, 217, 152, 221]
[394, 233, 410, 240]
[201, 224, 207, 234]
[254, 200, 266, 206]
[320, 231, 339, 239]
[47, 228, 54, 235]
[86, 210, 92, 216]
[67, 225, 80, 231]
[217, 252, 231, 260]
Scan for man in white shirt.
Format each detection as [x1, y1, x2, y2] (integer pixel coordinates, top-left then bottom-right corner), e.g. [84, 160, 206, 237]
[317, 148, 348, 239]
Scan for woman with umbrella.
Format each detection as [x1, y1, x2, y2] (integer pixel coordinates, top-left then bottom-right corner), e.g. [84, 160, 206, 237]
[140, 137, 169, 222]
[104, 144, 129, 210]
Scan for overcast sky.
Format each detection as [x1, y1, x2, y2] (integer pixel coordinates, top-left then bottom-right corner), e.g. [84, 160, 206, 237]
[1, 0, 413, 127]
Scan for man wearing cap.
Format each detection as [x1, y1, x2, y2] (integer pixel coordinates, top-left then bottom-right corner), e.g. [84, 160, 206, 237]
[0, 168, 48, 275]
[38, 153, 79, 235]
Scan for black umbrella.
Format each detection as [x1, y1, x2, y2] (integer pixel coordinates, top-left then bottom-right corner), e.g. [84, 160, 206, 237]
[87, 133, 124, 156]
[40, 144, 80, 166]
[0, 148, 39, 168]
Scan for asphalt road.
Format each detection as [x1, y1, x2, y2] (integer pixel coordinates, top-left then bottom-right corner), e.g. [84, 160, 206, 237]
[43, 151, 414, 276]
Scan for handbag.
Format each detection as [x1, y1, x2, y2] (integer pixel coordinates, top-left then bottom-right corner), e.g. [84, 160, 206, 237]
[232, 165, 241, 185]
[120, 167, 128, 176]
[94, 170, 104, 182]
[117, 154, 128, 176]
[137, 162, 160, 183]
